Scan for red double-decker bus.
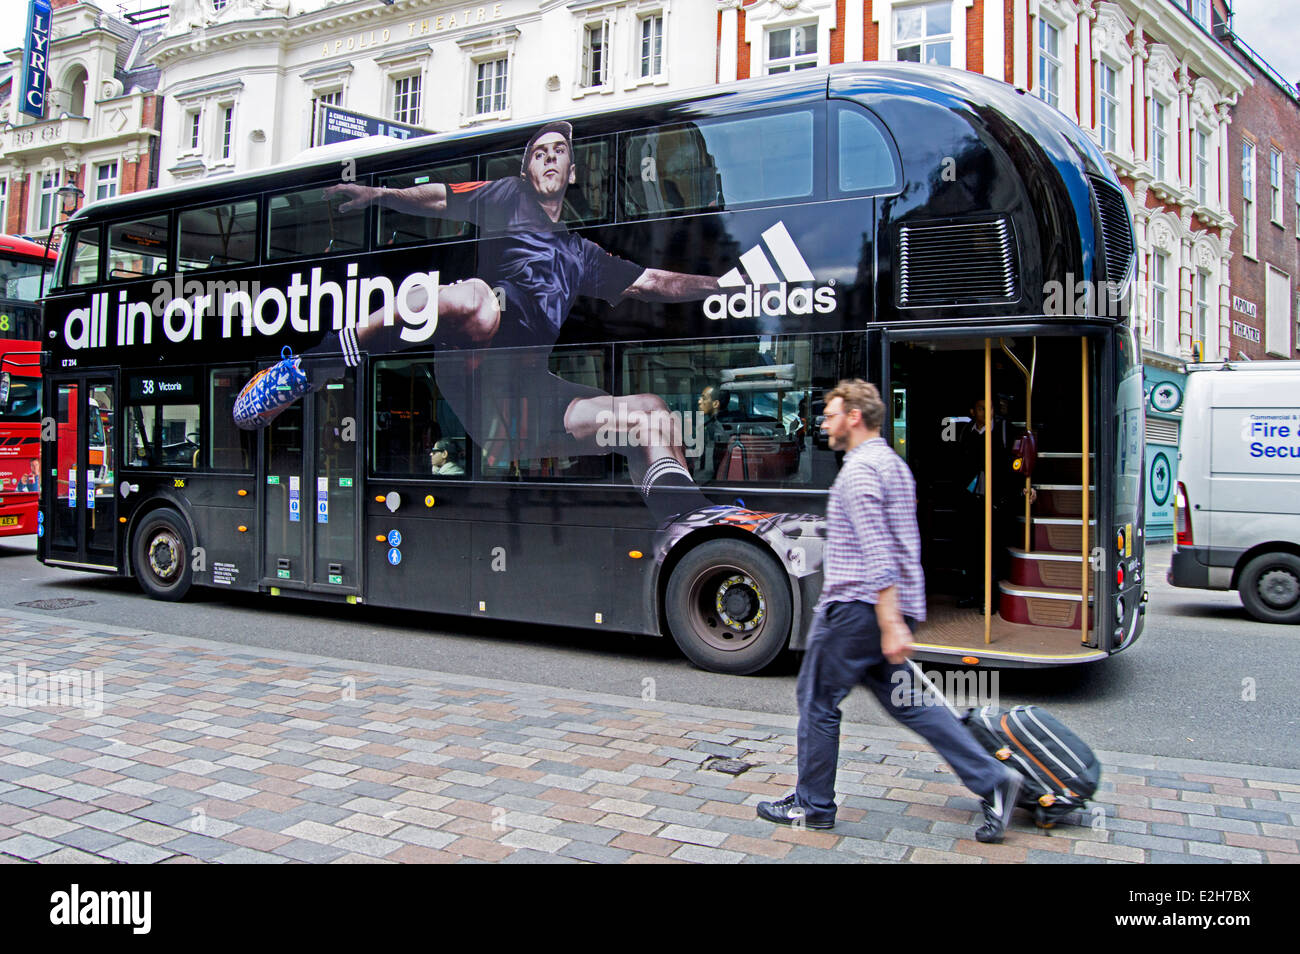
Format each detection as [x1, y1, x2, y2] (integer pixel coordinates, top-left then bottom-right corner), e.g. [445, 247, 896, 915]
[0, 235, 56, 536]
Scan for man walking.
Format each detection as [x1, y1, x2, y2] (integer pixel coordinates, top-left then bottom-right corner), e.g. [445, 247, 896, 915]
[756, 379, 1021, 843]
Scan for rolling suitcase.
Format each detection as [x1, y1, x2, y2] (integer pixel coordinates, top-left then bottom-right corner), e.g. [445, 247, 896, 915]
[907, 662, 1101, 828]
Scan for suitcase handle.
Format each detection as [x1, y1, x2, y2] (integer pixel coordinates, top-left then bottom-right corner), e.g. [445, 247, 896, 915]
[905, 660, 965, 719]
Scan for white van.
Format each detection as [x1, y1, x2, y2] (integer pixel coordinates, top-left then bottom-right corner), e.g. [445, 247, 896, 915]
[1168, 360, 1300, 623]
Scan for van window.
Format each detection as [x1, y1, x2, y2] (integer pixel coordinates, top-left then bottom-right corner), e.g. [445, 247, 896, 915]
[377, 161, 474, 247]
[483, 136, 614, 227]
[63, 225, 101, 287]
[835, 104, 898, 193]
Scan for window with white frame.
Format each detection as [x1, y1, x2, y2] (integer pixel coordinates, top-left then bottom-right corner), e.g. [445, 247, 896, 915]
[475, 57, 509, 116]
[1151, 251, 1168, 352]
[1192, 0, 1210, 30]
[1036, 19, 1061, 110]
[220, 105, 234, 161]
[1270, 149, 1283, 224]
[1097, 62, 1118, 152]
[1195, 129, 1209, 205]
[639, 13, 664, 80]
[95, 162, 118, 201]
[309, 89, 342, 145]
[36, 170, 61, 232]
[0, 179, 8, 231]
[1294, 166, 1299, 237]
[188, 110, 201, 151]
[1243, 140, 1257, 258]
[1151, 99, 1168, 181]
[766, 23, 818, 73]
[581, 20, 609, 89]
[392, 74, 422, 126]
[894, 2, 951, 66]
[1196, 269, 1211, 359]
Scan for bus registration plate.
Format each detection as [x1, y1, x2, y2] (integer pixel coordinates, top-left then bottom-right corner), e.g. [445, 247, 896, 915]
[0, 516, 17, 527]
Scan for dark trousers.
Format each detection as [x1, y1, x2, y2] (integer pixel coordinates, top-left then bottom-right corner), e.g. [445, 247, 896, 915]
[794, 600, 1005, 819]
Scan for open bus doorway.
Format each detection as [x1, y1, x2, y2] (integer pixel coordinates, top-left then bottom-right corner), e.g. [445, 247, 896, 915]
[887, 334, 1101, 663]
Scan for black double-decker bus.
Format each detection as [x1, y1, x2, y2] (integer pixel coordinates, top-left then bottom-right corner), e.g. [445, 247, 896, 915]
[39, 64, 1143, 674]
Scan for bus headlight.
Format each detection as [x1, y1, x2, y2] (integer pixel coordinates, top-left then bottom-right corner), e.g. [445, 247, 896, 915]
[1115, 596, 1125, 622]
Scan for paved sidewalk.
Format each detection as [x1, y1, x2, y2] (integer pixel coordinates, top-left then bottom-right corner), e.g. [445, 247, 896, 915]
[0, 608, 1297, 864]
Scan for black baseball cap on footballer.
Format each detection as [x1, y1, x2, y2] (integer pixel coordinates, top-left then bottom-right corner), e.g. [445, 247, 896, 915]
[521, 121, 574, 175]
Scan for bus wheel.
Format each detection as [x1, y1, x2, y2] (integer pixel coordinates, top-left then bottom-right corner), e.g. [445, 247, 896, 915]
[133, 508, 194, 602]
[665, 539, 792, 675]
[1239, 552, 1300, 624]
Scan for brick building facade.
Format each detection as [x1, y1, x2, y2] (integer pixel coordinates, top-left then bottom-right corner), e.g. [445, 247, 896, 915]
[1223, 34, 1300, 361]
[0, 0, 162, 241]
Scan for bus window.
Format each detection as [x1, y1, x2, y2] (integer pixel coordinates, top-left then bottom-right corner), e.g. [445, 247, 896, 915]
[620, 337, 817, 486]
[179, 200, 258, 270]
[107, 216, 169, 280]
[622, 110, 815, 219]
[209, 367, 255, 470]
[474, 346, 609, 481]
[64, 226, 102, 287]
[125, 372, 200, 469]
[267, 184, 366, 260]
[482, 135, 614, 227]
[372, 357, 471, 478]
[833, 104, 899, 194]
[377, 161, 475, 246]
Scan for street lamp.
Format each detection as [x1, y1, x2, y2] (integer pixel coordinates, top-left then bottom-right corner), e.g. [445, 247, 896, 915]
[57, 182, 84, 217]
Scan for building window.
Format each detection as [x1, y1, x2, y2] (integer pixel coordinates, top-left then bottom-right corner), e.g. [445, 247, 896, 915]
[1196, 270, 1211, 359]
[639, 13, 664, 79]
[189, 111, 201, 151]
[94, 162, 118, 201]
[1243, 140, 1256, 258]
[392, 75, 421, 125]
[221, 106, 234, 160]
[1036, 19, 1061, 109]
[1097, 62, 1118, 152]
[1270, 149, 1283, 224]
[766, 23, 818, 74]
[1151, 251, 1168, 352]
[475, 57, 508, 115]
[1195, 129, 1209, 206]
[0, 179, 9, 230]
[1294, 167, 1299, 238]
[309, 89, 342, 145]
[37, 169, 61, 232]
[1151, 99, 1167, 181]
[894, 2, 951, 66]
[1192, 0, 1210, 29]
[581, 21, 608, 89]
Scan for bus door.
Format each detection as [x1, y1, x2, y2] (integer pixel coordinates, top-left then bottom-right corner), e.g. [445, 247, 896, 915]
[260, 359, 361, 595]
[45, 376, 118, 568]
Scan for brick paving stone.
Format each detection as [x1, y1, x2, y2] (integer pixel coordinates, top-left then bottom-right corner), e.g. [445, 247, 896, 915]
[39, 847, 112, 864]
[0, 834, 63, 860]
[100, 842, 176, 864]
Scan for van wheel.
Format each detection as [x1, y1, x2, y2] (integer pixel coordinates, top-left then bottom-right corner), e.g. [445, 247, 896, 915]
[1238, 552, 1300, 624]
[133, 508, 194, 601]
[665, 539, 792, 675]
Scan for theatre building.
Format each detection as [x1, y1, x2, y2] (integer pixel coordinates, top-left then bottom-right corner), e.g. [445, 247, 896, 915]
[148, 0, 717, 185]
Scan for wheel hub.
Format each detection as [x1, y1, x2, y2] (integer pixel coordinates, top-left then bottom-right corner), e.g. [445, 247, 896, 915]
[1258, 568, 1300, 609]
[715, 574, 765, 633]
[149, 531, 180, 580]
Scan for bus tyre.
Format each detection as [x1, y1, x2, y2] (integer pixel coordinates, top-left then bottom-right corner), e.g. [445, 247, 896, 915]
[133, 508, 194, 602]
[1238, 552, 1300, 624]
[665, 539, 792, 675]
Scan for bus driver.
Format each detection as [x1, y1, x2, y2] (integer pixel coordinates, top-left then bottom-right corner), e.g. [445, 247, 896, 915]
[233, 121, 720, 523]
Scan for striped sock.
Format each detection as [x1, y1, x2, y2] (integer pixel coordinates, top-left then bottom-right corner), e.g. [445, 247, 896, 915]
[640, 458, 707, 523]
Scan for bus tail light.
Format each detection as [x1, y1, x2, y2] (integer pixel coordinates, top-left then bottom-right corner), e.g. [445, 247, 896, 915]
[1174, 481, 1192, 546]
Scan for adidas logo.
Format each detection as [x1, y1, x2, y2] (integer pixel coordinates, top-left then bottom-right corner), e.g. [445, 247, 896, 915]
[704, 222, 838, 321]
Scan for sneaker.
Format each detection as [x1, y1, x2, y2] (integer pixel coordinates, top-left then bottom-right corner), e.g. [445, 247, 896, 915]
[232, 348, 314, 430]
[975, 769, 1023, 843]
[755, 793, 835, 830]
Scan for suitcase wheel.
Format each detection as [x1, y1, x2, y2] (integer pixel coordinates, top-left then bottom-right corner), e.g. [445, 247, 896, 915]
[1038, 793, 1057, 807]
[995, 747, 1012, 761]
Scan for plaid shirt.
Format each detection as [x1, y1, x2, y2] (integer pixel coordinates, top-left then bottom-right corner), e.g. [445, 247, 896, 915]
[817, 437, 926, 621]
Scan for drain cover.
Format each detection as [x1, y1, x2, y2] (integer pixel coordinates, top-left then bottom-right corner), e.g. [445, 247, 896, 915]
[16, 599, 95, 610]
[704, 757, 751, 776]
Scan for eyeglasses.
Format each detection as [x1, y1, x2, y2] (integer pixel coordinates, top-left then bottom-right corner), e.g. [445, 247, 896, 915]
[822, 411, 845, 420]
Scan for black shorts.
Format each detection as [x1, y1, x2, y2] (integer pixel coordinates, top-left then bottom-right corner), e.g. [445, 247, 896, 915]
[434, 350, 607, 464]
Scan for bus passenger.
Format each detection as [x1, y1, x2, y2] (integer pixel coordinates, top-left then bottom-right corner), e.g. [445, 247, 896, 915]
[429, 439, 465, 476]
[234, 121, 721, 524]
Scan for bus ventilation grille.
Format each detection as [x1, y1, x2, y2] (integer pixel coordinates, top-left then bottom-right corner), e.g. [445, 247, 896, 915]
[1091, 175, 1135, 295]
[897, 218, 1018, 307]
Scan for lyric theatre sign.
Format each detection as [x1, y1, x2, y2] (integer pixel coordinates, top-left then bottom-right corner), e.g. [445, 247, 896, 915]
[318, 3, 507, 57]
